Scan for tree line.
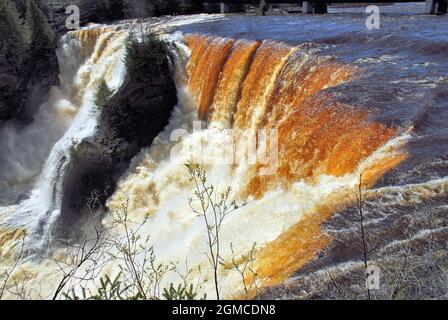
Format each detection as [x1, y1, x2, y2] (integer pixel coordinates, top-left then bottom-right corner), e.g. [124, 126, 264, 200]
[0, 0, 54, 67]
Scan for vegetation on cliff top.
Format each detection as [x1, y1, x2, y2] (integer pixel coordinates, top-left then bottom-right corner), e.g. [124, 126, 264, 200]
[100, 28, 174, 146]
[94, 80, 114, 108]
[124, 29, 168, 77]
[0, 0, 31, 66]
[0, 0, 57, 122]
[0, 0, 55, 61]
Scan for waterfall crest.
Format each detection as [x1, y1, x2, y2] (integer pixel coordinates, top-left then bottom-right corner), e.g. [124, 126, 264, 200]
[106, 33, 409, 297]
[0, 26, 410, 299]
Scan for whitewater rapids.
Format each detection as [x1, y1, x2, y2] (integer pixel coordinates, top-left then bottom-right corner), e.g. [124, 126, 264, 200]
[0, 14, 426, 299]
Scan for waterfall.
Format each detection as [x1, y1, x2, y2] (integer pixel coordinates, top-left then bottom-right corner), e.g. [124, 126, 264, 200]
[1, 26, 128, 251]
[0, 15, 230, 299]
[0, 20, 412, 299]
[105, 33, 410, 298]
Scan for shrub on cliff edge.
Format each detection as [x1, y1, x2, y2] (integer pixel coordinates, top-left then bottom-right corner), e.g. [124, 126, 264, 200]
[124, 29, 168, 77]
[102, 28, 173, 146]
[94, 80, 114, 108]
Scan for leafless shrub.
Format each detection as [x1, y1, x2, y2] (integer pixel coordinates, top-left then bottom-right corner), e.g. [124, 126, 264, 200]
[221, 242, 259, 299]
[186, 163, 246, 300]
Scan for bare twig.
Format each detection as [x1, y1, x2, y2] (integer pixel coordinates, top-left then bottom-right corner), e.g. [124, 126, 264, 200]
[0, 231, 26, 300]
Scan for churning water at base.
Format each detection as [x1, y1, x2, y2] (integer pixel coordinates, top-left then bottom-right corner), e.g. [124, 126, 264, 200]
[0, 9, 447, 299]
[105, 32, 409, 297]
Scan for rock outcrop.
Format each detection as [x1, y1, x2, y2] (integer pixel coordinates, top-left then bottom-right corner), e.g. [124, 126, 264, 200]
[59, 40, 177, 232]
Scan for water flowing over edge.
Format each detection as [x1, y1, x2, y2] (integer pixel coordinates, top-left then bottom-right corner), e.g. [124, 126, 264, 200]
[0, 14, 435, 299]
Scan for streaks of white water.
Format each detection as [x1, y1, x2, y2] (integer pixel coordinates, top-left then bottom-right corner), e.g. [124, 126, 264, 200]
[0, 14, 225, 206]
[0, 15, 420, 299]
[0, 40, 83, 204]
[104, 41, 411, 298]
[0, 16, 229, 299]
[1, 28, 128, 252]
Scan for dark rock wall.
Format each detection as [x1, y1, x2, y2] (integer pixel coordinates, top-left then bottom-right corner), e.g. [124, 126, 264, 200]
[0, 39, 59, 124]
[2, 1, 178, 237]
[59, 45, 177, 235]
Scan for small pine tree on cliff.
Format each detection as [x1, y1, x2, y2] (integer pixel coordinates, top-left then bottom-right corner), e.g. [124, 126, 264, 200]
[95, 80, 114, 108]
[124, 30, 168, 77]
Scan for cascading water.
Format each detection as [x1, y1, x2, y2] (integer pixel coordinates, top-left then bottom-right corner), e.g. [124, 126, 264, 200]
[105, 33, 409, 298]
[0, 26, 128, 254]
[2, 13, 439, 299]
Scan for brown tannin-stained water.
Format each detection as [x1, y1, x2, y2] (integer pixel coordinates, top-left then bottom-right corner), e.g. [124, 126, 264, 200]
[0, 7, 447, 299]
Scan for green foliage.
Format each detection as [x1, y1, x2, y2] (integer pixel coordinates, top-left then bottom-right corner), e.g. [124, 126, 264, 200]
[26, 0, 55, 52]
[124, 29, 168, 77]
[0, 0, 31, 65]
[162, 283, 198, 300]
[150, 0, 179, 16]
[68, 140, 79, 158]
[65, 275, 202, 301]
[94, 80, 114, 108]
[64, 273, 134, 300]
[65, 139, 81, 172]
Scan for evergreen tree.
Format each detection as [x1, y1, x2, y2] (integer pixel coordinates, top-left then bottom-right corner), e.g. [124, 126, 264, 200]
[95, 80, 114, 108]
[0, 0, 31, 65]
[124, 30, 167, 77]
[25, 0, 55, 52]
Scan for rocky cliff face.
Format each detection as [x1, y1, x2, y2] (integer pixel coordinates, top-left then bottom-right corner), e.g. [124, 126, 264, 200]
[0, 39, 59, 124]
[2, 1, 178, 236]
[58, 43, 177, 232]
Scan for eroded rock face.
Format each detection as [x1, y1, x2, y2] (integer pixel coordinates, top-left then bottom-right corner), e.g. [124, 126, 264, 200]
[59, 46, 177, 234]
